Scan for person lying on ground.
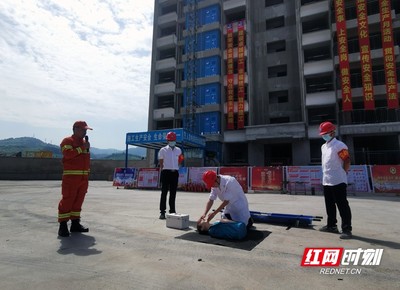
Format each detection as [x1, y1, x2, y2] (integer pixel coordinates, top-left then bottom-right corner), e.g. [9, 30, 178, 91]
[197, 218, 247, 240]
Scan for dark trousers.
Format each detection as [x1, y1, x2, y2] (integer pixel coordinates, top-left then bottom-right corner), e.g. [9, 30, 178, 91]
[160, 170, 179, 214]
[323, 183, 352, 232]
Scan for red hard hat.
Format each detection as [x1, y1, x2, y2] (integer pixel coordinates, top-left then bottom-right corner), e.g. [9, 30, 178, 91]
[202, 170, 217, 190]
[319, 122, 336, 135]
[166, 131, 176, 141]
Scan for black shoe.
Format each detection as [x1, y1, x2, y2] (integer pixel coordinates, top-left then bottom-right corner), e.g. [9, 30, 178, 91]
[159, 213, 166, 220]
[319, 225, 339, 233]
[340, 231, 352, 239]
[247, 217, 254, 229]
[70, 219, 89, 233]
[58, 221, 70, 237]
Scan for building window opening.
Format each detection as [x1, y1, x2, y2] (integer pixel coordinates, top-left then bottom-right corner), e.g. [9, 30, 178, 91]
[157, 95, 174, 109]
[302, 15, 329, 33]
[158, 71, 175, 83]
[304, 46, 330, 62]
[267, 40, 286, 53]
[160, 26, 176, 37]
[270, 117, 290, 124]
[268, 65, 287, 78]
[156, 120, 173, 130]
[161, 5, 176, 15]
[266, 16, 285, 30]
[159, 48, 175, 60]
[269, 90, 289, 104]
[307, 106, 336, 125]
[227, 143, 248, 165]
[265, 0, 283, 7]
[306, 75, 333, 93]
[226, 12, 245, 23]
[354, 135, 400, 165]
[265, 144, 292, 166]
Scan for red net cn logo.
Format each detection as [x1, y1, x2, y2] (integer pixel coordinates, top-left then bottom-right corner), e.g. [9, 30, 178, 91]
[301, 248, 344, 267]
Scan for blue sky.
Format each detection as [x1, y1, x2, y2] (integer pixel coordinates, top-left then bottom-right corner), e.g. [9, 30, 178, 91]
[0, 0, 154, 150]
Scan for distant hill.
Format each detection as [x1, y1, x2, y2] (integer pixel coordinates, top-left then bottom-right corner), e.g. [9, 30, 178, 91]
[0, 137, 146, 160]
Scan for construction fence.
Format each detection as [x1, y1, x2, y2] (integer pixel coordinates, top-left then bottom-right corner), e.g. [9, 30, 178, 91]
[112, 165, 400, 195]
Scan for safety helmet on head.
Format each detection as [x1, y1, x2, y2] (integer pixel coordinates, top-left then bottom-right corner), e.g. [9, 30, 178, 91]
[166, 131, 176, 141]
[319, 122, 336, 135]
[202, 170, 217, 190]
[73, 121, 92, 130]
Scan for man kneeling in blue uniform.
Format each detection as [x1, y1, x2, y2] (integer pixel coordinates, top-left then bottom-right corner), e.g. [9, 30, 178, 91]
[197, 218, 247, 240]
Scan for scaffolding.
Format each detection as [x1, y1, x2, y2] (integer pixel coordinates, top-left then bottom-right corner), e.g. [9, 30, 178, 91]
[184, 0, 198, 133]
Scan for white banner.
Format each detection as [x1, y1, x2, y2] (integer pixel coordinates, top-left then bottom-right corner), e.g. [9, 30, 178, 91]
[137, 168, 160, 188]
[286, 165, 371, 193]
[347, 165, 371, 193]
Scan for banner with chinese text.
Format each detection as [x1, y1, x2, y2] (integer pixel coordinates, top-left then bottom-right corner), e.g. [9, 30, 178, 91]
[286, 165, 370, 193]
[250, 166, 283, 191]
[137, 168, 160, 188]
[347, 165, 371, 193]
[178, 167, 188, 189]
[219, 166, 248, 192]
[113, 167, 137, 187]
[335, 0, 353, 111]
[356, 0, 375, 110]
[379, 0, 399, 109]
[371, 165, 400, 194]
[237, 20, 245, 129]
[186, 167, 218, 192]
[286, 166, 323, 193]
[226, 23, 235, 129]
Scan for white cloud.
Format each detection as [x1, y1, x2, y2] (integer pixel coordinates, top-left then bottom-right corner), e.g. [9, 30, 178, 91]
[0, 0, 154, 149]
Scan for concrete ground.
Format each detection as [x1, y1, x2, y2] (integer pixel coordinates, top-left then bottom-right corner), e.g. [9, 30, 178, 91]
[0, 180, 399, 290]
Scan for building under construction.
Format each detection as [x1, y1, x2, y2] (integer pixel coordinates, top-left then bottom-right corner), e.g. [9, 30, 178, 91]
[147, 0, 400, 166]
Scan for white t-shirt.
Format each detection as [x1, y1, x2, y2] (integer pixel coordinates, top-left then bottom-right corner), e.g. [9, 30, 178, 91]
[158, 145, 182, 170]
[209, 174, 251, 225]
[321, 138, 349, 186]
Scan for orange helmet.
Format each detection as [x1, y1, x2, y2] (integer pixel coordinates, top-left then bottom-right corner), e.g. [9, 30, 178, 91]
[202, 170, 217, 190]
[166, 131, 176, 141]
[319, 122, 336, 135]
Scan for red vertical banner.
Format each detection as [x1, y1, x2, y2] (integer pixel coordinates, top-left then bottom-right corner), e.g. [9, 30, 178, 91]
[237, 20, 245, 129]
[226, 23, 235, 129]
[335, 0, 353, 111]
[379, 0, 399, 109]
[356, 0, 375, 110]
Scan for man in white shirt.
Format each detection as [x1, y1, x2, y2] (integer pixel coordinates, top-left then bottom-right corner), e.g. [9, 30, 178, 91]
[158, 131, 184, 219]
[198, 170, 252, 229]
[319, 122, 352, 239]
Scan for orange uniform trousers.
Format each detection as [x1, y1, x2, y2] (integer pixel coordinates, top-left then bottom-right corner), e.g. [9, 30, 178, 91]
[58, 175, 89, 222]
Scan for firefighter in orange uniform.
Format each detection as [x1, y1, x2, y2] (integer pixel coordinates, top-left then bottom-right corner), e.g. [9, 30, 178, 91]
[58, 121, 92, 237]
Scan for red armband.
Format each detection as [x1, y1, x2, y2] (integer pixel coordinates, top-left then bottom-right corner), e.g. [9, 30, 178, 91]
[338, 149, 350, 161]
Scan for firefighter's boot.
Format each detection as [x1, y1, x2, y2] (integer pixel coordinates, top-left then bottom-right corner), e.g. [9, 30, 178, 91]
[58, 221, 70, 237]
[70, 219, 89, 233]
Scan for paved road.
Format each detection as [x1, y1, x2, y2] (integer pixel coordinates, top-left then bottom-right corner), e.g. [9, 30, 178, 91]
[0, 181, 399, 290]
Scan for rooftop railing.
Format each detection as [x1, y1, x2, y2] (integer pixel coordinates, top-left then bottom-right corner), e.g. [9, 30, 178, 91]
[340, 107, 400, 125]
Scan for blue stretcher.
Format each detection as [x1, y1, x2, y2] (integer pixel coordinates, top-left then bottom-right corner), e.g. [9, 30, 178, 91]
[250, 211, 323, 227]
